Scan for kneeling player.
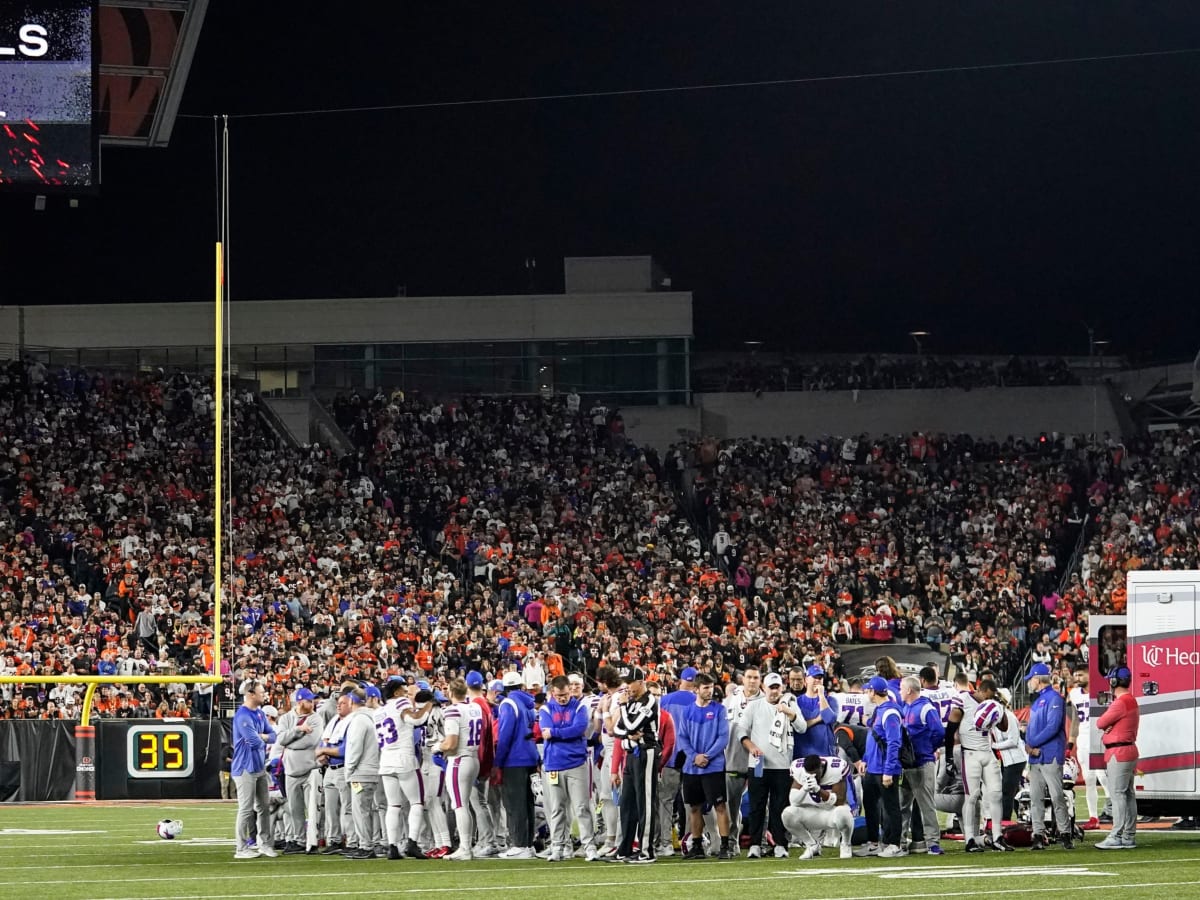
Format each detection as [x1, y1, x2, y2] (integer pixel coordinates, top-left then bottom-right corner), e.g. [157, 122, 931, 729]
[782, 754, 855, 860]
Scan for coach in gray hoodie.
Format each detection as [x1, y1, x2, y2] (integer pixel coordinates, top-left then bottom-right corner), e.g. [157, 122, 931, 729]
[275, 687, 326, 853]
[344, 685, 382, 859]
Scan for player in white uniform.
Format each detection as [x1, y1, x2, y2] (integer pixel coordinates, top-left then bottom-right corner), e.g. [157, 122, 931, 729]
[417, 688, 453, 857]
[1069, 669, 1105, 828]
[781, 754, 856, 859]
[919, 666, 958, 725]
[595, 668, 625, 856]
[831, 677, 874, 726]
[376, 679, 433, 859]
[950, 680, 1012, 852]
[440, 679, 484, 861]
[723, 668, 762, 847]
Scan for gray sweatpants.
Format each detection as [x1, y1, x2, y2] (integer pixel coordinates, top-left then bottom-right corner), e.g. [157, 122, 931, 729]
[471, 779, 500, 849]
[234, 771, 272, 852]
[349, 777, 382, 849]
[544, 761, 596, 852]
[285, 769, 322, 849]
[658, 766, 681, 850]
[900, 761, 940, 844]
[1106, 758, 1138, 844]
[1028, 761, 1071, 837]
[322, 766, 352, 845]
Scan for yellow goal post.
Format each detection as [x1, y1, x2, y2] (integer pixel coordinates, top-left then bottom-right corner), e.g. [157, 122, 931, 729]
[0, 241, 230, 798]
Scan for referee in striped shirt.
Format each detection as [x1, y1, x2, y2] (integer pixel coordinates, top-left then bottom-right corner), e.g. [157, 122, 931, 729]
[610, 666, 660, 863]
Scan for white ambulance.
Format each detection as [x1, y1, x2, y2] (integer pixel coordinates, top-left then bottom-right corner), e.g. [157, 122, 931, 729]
[1087, 570, 1199, 816]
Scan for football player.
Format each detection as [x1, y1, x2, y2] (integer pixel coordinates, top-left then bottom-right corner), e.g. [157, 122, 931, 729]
[1068, 668, 1105, 830]
[946, 678, 1012, 852]
[781, 754, 856, 859]
[440, 678, 484, 861]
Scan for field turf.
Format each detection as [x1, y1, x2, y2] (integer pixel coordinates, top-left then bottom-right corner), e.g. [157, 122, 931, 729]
[2, 802, 1200, 899]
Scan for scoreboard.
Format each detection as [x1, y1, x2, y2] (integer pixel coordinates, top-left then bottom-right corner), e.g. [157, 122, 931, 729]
[0, 1, 96, 189]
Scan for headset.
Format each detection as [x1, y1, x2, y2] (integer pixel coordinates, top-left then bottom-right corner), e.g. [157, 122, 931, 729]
[1108, 666, 1132, 690]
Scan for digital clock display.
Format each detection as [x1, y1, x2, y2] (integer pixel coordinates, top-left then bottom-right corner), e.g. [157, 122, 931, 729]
[127, 724, 194, 778]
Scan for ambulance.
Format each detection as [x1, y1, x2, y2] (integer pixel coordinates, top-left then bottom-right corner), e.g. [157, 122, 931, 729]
[1087, 570, 1199, 816]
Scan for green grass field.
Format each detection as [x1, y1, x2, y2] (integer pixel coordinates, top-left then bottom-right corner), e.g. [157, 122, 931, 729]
[2, 802, 1200, 899]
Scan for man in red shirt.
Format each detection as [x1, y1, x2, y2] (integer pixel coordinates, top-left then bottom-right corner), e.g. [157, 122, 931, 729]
[1094, 667, 1139, 850]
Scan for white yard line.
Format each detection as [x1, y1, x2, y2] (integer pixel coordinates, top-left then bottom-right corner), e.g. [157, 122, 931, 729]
[91, 877, 1200, 900]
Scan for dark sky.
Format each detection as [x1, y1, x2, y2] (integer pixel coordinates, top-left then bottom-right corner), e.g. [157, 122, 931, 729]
[5, 1, 1200, 358]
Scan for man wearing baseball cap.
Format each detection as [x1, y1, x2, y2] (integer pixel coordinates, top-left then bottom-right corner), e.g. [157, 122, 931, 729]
[738, 671, 804, 857]
[275, 687, 325, 854]
[495, 670, 539, 858]
[1025, 663, 1073, 850]
[793, 664, 839, 758]
[656, 666, 699, 856]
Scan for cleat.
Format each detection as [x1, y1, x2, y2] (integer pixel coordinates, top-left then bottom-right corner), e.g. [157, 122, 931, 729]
[965, 839, 985, 853]
[387, 845, 402, 860]
[799, 845, 821, 860]
[405, 840, 428, 860]
[927, 843, 944, 856]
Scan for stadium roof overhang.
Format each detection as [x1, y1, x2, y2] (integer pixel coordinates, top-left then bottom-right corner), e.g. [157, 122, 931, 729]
[98, 0, 209, 148]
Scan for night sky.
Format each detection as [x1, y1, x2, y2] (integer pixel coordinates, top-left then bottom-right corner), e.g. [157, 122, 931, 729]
[3, 1, 1200, 359]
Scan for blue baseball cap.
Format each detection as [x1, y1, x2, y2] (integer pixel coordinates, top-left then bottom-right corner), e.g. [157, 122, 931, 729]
[364, 684, 382, 700]
[806, 665, 825, 678]
[434, 690, 448, 704]
[680, 666, 698, 682]
[488, 680, 504, 693]
[1107, 666, 1131, 681]
[1027, 663, 1052, 679]
[294, 687, 316, 702]
[465, 670, 485, 688]
[867, 676, 889, 695]
[416, 680, 432, 692]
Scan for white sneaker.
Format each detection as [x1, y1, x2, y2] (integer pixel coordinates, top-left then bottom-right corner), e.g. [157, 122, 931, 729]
[598, 843, 618, 858]
[840, 843, 853, 860]
[656, 845, 675, 857]
[257, 846, 279, 858]
[474, 844, 498, 858]
[536, 847, 553, 859]
[747, 845, 763, 859]
[774, 844, 789, 859]
[447, 847, 473, 861]
[799, 845, 821, 860]
[585, 845, 599, 861]
[503, 846, 536, 860]
[852, 842, 880, 857]
[878, 844, 906, 858]
[234, 849, 259, 860]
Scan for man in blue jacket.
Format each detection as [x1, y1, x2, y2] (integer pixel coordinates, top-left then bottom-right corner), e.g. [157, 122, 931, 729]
[233, 679, 277, 859]
[900, 674, 946, 855]
[676, 673, 734, 859]
[658, 666, 698, 857]
[495, 670, 538, 859]
[793, 665, 840, 758]
[1024, 663, 1074, 850]
[539, 675, 596, 860]
[858, 676, 904, 858]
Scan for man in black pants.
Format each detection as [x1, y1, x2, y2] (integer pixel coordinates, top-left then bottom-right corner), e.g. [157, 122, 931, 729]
[610, 667, 661, 864]
[737, 672, 805, 858]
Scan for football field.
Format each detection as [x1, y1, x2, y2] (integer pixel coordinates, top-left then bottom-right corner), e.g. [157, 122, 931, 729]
[3, 802, 1200, 900]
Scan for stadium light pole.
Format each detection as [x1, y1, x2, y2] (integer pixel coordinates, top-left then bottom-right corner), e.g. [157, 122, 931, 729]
[909, 330, 929, 354]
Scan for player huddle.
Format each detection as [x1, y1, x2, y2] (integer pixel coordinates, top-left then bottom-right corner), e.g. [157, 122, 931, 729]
[231, 655, 1101, 862]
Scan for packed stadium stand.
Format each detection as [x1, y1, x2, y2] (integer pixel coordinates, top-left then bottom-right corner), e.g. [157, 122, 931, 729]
[2, 347, 1194, 720]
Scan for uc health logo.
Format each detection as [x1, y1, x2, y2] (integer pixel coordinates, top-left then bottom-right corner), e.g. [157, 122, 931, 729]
[1142, 644, 1163, 667]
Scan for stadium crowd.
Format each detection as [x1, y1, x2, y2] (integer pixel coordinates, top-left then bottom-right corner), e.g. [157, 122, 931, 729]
[0, 353, 1195, 728]
[696, 354, 1079, 394]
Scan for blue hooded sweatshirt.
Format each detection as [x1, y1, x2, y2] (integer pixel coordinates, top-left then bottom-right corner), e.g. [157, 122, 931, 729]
[864, 700, 903, 776]
[538, 696, 590, 771]
[675, 699, 729, 775]
[495, 688, 539, 768]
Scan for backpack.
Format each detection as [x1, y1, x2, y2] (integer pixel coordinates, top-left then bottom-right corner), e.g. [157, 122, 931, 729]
[870, 709, 918, 770]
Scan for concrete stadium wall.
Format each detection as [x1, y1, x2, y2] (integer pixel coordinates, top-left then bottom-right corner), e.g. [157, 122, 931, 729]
[620, 404, 702, 453]
[11, 292, 693, 349]
[697, 386, 1124, 440]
